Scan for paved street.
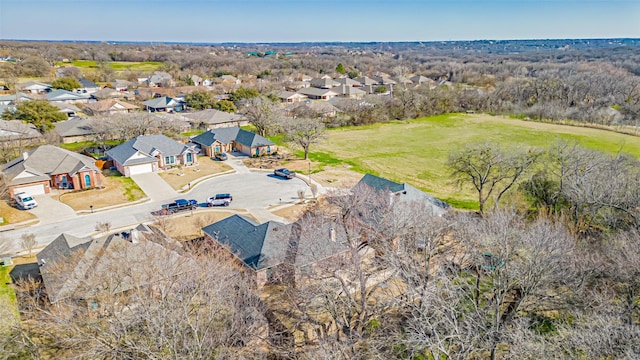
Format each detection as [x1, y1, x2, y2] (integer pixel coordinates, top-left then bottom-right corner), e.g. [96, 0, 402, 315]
[0, 167, 316, 255]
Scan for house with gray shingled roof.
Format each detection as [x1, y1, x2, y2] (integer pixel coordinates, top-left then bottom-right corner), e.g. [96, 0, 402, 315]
[0, 120, 43, 145]
[201, 213, 347, 288]
[46, 89, 92, 104]
[354, 174, 449, 216]
[296, 87, 338, 101]
[181, 109, 248, 129]
[142, 96, 185, 112]
[106, 134, 199, 176]
[1, 144, 102, 197]
[190, 126, 275, 157]
[53, 117, 95, 143]
[37, 224, 193, 304]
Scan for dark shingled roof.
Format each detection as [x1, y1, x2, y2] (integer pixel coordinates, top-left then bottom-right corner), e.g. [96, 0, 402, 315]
[201, 215, 290, 270]
[358, 173, 405, 193]
[190, 127, 273, 148]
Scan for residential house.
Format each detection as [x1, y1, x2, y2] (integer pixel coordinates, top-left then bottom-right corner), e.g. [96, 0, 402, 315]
[296, 87, 338, 101]
[190, 75, 203, 86]
[391, 76, 414, 86]
[1, 145, 102, 196]
[113, 79, 133, 92]
[46, 89, 92, 104]
[0, 120, 43, 146]
[218, 75, 241, 85]
[37, 225, 192, 304]
[284, 81, 310, 91]
[0, 92, 33, 105]
[353, 174, 449, 216]
[141, 96, 185, 112]
[354, 76, 379, 87]
[92, 88, 126, 100]
[83, 99, 140, 116]
[181, 109, 248, 129]
[274, 91, 308, 103]
[106, 134, 199, 176]
[147, 72, 173, 87]
[200, 213, 347, 289]
[16, 81, 52, 94]
[409, 75, 434, 85]
[286, 101, 340, 119]
[309, 77, 340, 89]
[329, 84, 366, 99]
[190, 126, 275, 157]
[75, 78, 101, 94]
[334, 77, 361, 87]
[373, 76, 397, 86]
[53, 117, 96, 143]
[50, 102, 81, 117]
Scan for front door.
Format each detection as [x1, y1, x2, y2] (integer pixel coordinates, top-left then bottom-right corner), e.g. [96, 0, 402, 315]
[186, 153, 192, 163]
[255, 148, 259, 156]
[84, 174, 91, 187]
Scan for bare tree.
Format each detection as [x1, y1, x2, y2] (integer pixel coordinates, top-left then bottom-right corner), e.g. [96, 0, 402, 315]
[282, 117, 326, 160]
[20, 233, 37, 256]
[241, 97, 282, 137]
[448, 142, 539, 214]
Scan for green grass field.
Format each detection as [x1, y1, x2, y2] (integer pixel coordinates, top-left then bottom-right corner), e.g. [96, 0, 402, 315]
[55, 60, 163, 71]
[314, 113, 640, 208]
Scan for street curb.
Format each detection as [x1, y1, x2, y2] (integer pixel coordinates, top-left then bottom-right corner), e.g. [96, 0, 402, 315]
[0, 219, 40, 232]
[76, 197, 151, 215]
[178, 170, 236, 193]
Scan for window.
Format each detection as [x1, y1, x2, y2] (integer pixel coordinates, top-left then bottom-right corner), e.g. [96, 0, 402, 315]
[164, 156, 175, 165]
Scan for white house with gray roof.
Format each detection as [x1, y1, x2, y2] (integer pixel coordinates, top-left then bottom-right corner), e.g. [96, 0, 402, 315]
[106, 134, 199, 176]
[190, 126, 275, 157]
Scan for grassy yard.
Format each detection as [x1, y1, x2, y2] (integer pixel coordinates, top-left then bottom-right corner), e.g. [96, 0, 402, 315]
[159, 156, 233, 191]
[55, 60, 163, 71]
[313, 113, 640, 209]
[59, 171, 146, 211]
[0, 200, 36, 225]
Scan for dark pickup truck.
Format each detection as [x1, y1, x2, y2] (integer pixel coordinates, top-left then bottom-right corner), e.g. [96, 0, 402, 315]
[153, 199, 198, 215]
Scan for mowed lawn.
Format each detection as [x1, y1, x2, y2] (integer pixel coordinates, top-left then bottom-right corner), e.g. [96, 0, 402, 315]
[314, 113, 640, 208]
[56, 60, 163, 71]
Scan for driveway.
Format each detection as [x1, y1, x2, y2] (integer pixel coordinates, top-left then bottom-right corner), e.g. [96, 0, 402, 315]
[28, 194, 78, 225]
[131, 172, 179, 201]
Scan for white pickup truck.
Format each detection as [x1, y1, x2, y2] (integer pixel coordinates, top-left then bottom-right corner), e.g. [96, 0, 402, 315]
[14, 192, 38, 210]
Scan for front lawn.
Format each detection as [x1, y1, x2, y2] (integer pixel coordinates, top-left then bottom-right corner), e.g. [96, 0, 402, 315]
[0, 200, 36, 225]
[59, 171, 146, 211]
[159, 156, 232, 191]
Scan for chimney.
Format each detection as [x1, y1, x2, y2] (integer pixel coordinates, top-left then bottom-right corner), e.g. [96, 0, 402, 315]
[330, 225, 336, 242]
[23, 151, 29, 160]
[130, 228, 139, 243]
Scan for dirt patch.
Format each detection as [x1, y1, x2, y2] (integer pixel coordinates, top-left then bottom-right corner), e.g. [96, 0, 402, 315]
[0, 200, 37, 225]
[271, 204, 308, 222]
[153, 210, 256, 241]
[159, 156, 233, 190]
[312, 165, 363, 189]
[59, 175, 145, 211]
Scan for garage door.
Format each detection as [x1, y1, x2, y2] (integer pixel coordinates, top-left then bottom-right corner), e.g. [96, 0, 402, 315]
[127, 163, 153, 176]
[15, 183, 46, 196]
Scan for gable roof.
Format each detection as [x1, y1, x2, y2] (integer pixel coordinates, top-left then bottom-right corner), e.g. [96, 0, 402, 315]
[46, 89, 91, 102]
[37, 225, 192, 303]
[1, 145, 100, 186]
[181, 109, 245, 126]
[297, 87, 338, 97]
[355, 174, 449, 215]
[17, 81, 52, 91]
[355, 76, 379, 86]
[190, 126, 274, 148]
[77, 78, 100, 89]
[107, 134, 193, 165]
[202, 215, 290, 270]
[330, 84, 367, 97]
[142, 96, 181, 109]
[54, 117, 95, 137]
[334, 77, 361, 87]
[0, 120, 42, 141]
[202, 214, 347, 271]
[83, 99, 139, 114]
[310, 77, 340, 89]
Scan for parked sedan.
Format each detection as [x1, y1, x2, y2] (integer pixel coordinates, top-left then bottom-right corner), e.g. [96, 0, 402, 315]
[213, 152, 228, 161]
[274, 168, 295, 179]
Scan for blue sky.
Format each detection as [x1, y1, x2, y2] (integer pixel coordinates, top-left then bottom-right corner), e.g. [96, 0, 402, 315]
[0, 0, 638, 42]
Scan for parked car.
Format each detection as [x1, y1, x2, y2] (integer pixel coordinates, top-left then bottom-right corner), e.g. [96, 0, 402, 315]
[207, 193, 233, 207]
[274, 168, 295, 179]
[213, 152, 228, 161]
[155, 198, 198, 215]
[14, 192, 38, 210]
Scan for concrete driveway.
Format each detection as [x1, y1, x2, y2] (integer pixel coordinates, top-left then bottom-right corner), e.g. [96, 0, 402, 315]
[131, 172, 178, 201]
[28, 194, 78, 225]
